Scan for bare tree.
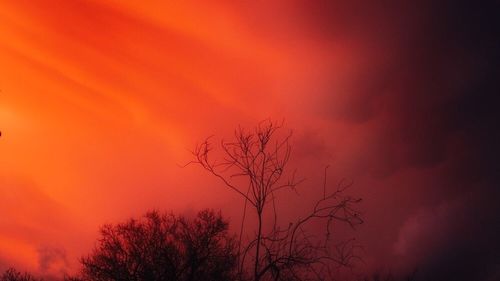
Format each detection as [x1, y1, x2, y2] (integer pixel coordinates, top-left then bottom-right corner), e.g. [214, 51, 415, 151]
[189, 120, 363, 281]
[76, 209, 238, 281]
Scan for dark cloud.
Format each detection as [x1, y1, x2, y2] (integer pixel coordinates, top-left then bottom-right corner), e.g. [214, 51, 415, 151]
[297, 0, 500, 177]
[37, 246, 69, 277]
[394, 187, 500, 281]
[292, 0, 500, 279]
[293, 129, 330, 160]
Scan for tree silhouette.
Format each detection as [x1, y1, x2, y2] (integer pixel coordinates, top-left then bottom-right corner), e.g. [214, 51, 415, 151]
[0, 268, 41, 281]
[360, 271, 417, 281]
[190, 120, 363, 281]
[76, 209, 238, 281]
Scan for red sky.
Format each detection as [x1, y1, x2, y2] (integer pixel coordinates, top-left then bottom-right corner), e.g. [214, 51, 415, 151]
[1, 1, 499, 280]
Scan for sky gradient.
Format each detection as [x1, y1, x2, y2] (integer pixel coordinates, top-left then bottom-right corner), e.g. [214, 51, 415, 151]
[1, 1, 499, 280]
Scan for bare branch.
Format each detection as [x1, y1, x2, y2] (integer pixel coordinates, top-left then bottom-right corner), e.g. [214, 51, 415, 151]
[187, 121, 363, 281]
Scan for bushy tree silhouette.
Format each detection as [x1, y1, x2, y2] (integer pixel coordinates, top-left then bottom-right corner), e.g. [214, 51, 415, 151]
[76, 209, 238, 281]
[190, 120, 363, 281]
[0, 268, 41, 281]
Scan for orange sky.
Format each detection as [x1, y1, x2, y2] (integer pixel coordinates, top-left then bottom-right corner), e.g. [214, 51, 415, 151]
[1, 1, 499, 280]
[0, 0, 349, 274]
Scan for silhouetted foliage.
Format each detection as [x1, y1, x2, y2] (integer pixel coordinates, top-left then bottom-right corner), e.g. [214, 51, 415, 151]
[76, 209, 238, 281]
[0, 268, 41, 281]
[190, 120, 363, 281]
[360, 271, 417, 281]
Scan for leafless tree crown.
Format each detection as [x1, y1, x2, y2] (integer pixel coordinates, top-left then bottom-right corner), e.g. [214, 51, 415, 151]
[189, 120, 363, 281]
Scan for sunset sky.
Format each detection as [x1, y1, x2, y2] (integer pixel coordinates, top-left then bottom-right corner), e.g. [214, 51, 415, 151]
[1, 1, 499, 280]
